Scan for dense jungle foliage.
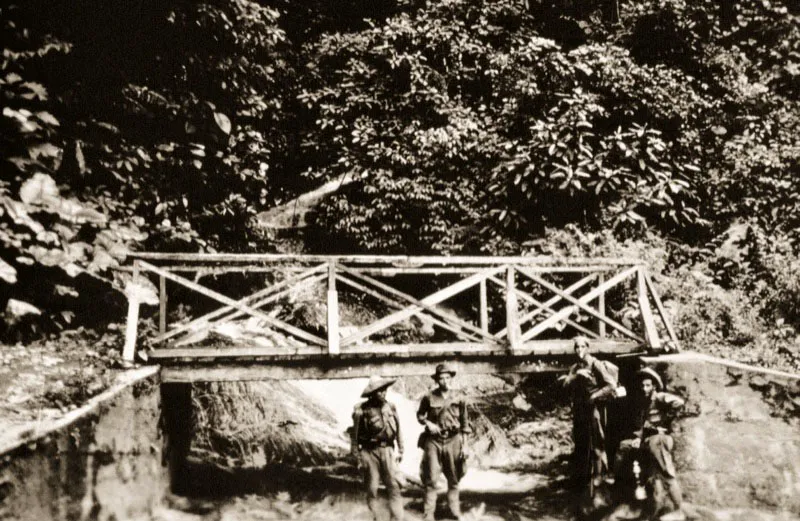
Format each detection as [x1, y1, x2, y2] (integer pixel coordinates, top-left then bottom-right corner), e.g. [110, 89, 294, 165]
[1, 0, 799, 370]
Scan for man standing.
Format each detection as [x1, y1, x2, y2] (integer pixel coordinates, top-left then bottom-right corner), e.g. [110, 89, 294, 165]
[628, 367, 686, 521]
[559, 336, 618, 488]
[417, 363, 471, 521]
[352, 376, 405, 521]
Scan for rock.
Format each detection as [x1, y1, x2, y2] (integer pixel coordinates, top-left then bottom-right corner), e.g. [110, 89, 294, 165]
[661, 360, 800, 513]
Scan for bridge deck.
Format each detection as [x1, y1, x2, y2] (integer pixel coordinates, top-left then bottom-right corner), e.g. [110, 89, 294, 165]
[123, 254, 677, 381]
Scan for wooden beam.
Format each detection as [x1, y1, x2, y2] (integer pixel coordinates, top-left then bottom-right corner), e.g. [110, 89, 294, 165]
[479, 279, 489, 333]
[139, 261, 326, 347]
[598, 273, 606, 338]
[122, 260, 141, 362]
[494, 273, 597, 338]
[638, 268, 661, 349]
[336, 274, 484, 342]
[157, 340, 643, 381]
[159, 360, 565, 381]
[128, 252, 645, 266]
[150, 268, 327, 345]
[337, 265, 503, 346]
[519, 266, 641, 341]
[152, 339, 640, 361]
[517, 267, 642, 341]
[506, 267, 521, 350]
[159, 275, 167, 336]
[489, 275, 600, 340]
[644, 272, 679, 349]
[327, 263, 340, 354]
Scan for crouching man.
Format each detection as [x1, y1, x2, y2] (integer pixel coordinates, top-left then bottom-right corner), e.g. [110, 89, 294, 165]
[352, 376, 405, 521]
[618, 367, 686, 521]
[417, 363, 471, 521]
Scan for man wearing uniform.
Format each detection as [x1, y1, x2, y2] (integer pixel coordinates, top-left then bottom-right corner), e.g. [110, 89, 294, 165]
[352, 376, 405, 521]
[626, 367, 686, 521]
[417, 363, 470, 521]
[559, 336, 618, 488]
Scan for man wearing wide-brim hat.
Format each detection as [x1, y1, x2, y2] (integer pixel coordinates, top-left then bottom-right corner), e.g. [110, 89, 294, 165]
[352, 376, 405, 521]
[620, 367, 686, 521]
[416, 363, 471, 521]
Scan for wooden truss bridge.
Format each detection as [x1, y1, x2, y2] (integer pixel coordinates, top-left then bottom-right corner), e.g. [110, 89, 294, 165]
[122, 254, 679, 382]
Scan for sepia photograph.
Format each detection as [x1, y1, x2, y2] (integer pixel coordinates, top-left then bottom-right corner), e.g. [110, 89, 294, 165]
[0, 0, 799, 520]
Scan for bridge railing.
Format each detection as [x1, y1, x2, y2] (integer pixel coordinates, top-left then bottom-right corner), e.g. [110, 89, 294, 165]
[121, 254, 679, 364]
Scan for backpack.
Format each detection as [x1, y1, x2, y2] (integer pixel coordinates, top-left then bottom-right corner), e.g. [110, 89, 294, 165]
[353, 402, 396, 441]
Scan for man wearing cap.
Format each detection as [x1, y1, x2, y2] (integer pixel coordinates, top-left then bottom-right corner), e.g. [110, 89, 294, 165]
[559, 336, 618, 488]
[352, 376, 405, 521]
[417, 363, 471, 521]
[622, 367, 686, 521]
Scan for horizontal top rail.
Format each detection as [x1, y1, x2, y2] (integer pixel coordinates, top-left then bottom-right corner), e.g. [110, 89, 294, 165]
[125, 252, 645, 266]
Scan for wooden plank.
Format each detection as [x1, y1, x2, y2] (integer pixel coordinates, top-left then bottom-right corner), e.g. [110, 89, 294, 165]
[479, 279, 489, 333]
[638, 268, 661, 349]
[643, 272, 681, 349]
[160, 361, 566, 381]
[517, 267, 642, 341]
[489, 275, 599, 340]
[598, 273, 606, 338]
[494, 273, 597, 338]
[337, 265, 503, 346]
[152, 339, 641, 361]
[519, 266, 641, 341]
[117, 265, 624, 275]
[342, 342, 489, 354]
[128, 252, 645, 266]
[150, 346, 325, 358]
[151, 269, 327, 345]
[158, 340, 643, 381]
[159, 275, 167, 336]
[327, 263, 340, 354]
[506, 267, 521, 350]
[336, 274, 484, 342]
[122, 260, 141, 362]
[139, 261, 327, 347]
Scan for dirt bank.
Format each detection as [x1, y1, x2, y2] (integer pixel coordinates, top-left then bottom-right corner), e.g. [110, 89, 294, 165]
[0, 367, 166, 521]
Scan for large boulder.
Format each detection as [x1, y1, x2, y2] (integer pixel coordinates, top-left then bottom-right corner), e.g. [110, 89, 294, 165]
[650, 354, 800, 514]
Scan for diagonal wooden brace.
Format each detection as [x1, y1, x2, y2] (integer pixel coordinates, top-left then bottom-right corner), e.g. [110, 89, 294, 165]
[492, 273, 599, 339]
[139, 261, 327, 347]
[338, 265, 504, 347]
[336, 274, 485, 343]
[519, 266, 642, 342]
[151, 264, 328, 344]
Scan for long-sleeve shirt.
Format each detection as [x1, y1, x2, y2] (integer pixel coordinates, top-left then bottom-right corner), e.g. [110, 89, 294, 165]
[634, 391, 685, 439]
[417, 389, 470, 437]
[566, 354, 617, 403]
[352, 399, 403, 453]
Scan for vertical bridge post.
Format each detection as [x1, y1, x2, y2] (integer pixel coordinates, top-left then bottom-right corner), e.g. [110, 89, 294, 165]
[159, 275, 167, 336]
[506, 266, 521, 350]
[479, 278, 489, 334]
[637, 267, 661, 350]
[123, 260, 141, 362]
[598, 273, 606, 338]
[327, 262, 340, 354]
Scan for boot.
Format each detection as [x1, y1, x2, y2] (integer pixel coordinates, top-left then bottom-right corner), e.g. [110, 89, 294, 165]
[423, 488, 438, 521]
[366, 496, 380, 521]
[446, 488, 462, 520]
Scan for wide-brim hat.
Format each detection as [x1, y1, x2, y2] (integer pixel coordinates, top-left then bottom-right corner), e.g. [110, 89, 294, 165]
[361, 376, 396, 397]
[636, 367, 664, 390]
[432, 363, 457, 379]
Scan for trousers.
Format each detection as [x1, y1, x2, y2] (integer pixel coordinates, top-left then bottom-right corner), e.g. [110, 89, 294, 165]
[360, 446, 403, 521]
